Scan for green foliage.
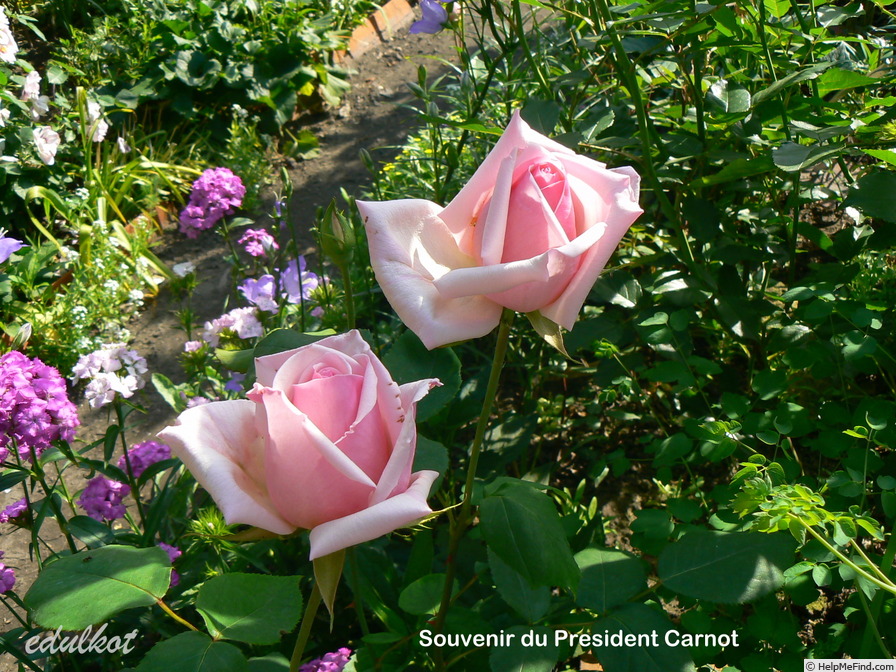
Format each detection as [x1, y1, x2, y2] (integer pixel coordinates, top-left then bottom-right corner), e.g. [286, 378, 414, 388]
[55, 0, 351, 131]
[24, 546, 172, 629]
[195, 574, 303, 644]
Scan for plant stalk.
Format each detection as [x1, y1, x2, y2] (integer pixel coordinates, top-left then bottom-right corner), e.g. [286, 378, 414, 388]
[431, 309, 514, 649]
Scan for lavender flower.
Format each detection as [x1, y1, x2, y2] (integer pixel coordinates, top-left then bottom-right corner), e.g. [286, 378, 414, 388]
[117, 440, 171, 479]
[224, 372, 246, 392]
[71, 343, 148, 409]
[158, 542, 182, 586]
[0, 498, 27, 524]
[0, 351, 80, 462]
[0, 551, 15, 593]
[280, 257, 320, 304]
[183, 340, 203, 353]
[78, 476, 130, 521]
[409, 0, 449, 34]
[299, 648, 352, 672]
[238, 228, 279, 258]
[238, 275, 279, 313]
[178, 168, 245, 239]
[200, 307, 263, 347]
[0, 230, 25, 263]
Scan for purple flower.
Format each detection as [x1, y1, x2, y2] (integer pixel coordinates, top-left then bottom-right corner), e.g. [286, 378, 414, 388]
[224, 372, 246, 392]
[0, 552, 15, 593]
[0, 351, 80, 462]
[117, 440, 171, 479]
[78, 477, 130, 521]
[0, 498, 27, 524]
[299, 648, 352, 672]
[178, 168, 246, 238]
[410, 0, 448, 34]
[0, 232, 25, 263]
[158, 542, 182, 587]
[280, 257, 320, 304]
[238, 228, 279, 258]
[238, 275, 279, 313]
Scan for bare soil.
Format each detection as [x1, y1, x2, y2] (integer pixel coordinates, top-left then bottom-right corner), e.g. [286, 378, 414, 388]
[0, 25, 461, 670]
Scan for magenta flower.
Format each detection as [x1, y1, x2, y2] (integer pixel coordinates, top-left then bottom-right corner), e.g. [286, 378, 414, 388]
[299, 648, 352, 672]
[0, 551, 15, 593]
[178, 168, 246, 238]
[118, 440, 171, 479]
[0, 351, 80, 462]
[78, 477, 130, 521]
[238, 228, 279, 258]
[0, 498, 27, 524]
[158, 542, 182, 587]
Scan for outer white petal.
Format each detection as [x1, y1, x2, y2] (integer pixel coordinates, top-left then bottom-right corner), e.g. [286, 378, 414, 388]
[359, 199, 503, 348]
[308, 470, 439, 559]
[157, 400, 294, 534]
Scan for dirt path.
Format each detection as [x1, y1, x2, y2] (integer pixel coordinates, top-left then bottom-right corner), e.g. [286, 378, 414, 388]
[0, 23, 461, 668]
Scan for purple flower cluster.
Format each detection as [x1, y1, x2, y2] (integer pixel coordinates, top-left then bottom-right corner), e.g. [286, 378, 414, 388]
[238, 228, 279, 258]
[78, 477, 130, 521]
[0, 551, 15, 593]
[0, 351, 80, 462]
[179, 168, 246, 239]
[117, 440, 171, 479]
[0, 498, 27, 524]
[158, 542, 182, 587]
[299, 648, 352, 672]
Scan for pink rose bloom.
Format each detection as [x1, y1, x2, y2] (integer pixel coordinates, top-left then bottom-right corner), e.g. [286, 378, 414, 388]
[358, 110, 642, 349]
[158, 330, 440, 560]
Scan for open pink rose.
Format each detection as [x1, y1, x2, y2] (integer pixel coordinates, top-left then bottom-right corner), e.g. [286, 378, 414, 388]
[158, 330, 440, 559]
[358, 110, 642, 349]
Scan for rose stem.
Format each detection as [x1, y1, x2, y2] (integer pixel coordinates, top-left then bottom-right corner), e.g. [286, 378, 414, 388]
[431, 308, 514, 650]
[289, 581, 323, 672]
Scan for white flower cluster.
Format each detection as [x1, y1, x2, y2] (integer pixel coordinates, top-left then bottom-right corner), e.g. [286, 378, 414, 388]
[0, 6, 18, 64]
[71, 343, 148, 409]
[201, 307, 263, 347]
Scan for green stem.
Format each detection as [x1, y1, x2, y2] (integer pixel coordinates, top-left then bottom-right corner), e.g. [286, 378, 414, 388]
[116, 401, 147, 533]
[856, 587, 892, 658]
[431, 309, 515, 646]
[339, 263, 355, 330]
[590, 0, 696, 272]
[795, 518, 896, 595]
[156, 598, 199, 631]
[290, 582, 323, 672]
[849, 538, 895, 590]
